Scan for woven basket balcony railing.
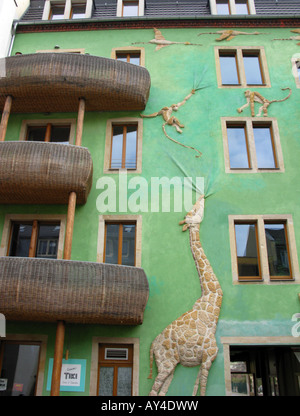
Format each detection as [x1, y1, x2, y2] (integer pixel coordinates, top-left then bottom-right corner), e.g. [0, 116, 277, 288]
[0, 53, 151, 113]
[0, 141, 93, 204]
[0, 256, 149, 325]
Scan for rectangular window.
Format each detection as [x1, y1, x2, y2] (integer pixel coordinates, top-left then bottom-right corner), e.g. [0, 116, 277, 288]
[216, 46, 270, 88]
[0, 341, 41, 396]
[98, 344, 133, 396]
[222, 118, 283, 173]
[235, 0, 249, 14]
[122, 1, 138, 16]
[50, 4, 65, 20]
[71, 2, 86, 18]
[26, 124, 71, 144]
[104, 118, 142, 173]
[292, 58, 300, 88]
[234, 222, 261, 280]
[104, 222, 136, 266]
[8, 221, 60, 259]
[110, 124, 137, 170]
[229, 215, 299, 284]
[216, 0, 230, 14]
[116, 52, 141, 66]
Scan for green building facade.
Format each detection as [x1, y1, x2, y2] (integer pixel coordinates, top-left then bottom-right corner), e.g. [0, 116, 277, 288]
[0, 0, 299, 397]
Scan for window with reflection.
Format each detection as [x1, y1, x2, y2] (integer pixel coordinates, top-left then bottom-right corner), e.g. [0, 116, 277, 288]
[0, 342, 41, 396]
[110, 124, 138, 170]
[104, 222, 136, 266]
[8, 221, 60, 259]
[264, 222, 291, 279]
[225, 121, 278, 171]
[98, 344, 133, 396]
[227, 125, 250, 168]
[219, 53, 240, 85]
[122, 1, 139, 16]
[243, 53, 263, 85]
[235, 0, 249, 14]
[116, 52, 141, 66]
[216, 0, 230, 14]
[71, 3, 86, 18]
[234, 222, 261, 280]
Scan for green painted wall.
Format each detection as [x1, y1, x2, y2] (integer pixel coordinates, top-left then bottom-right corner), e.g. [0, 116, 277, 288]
[1, 25, 300, 396]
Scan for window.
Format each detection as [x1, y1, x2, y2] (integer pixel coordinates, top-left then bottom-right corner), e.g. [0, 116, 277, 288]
[97, 215, 142, 267]
[90, 337, 139, 396]
[215, 46, 270, 88]
[98, 344, 133, 396]
[111, 47, 145, 67]
[104, 222, 136, 266]
[222, 338, 300, 396]
[116, 0, 144, 17]
[229, 215, 300, 284]
[110, 124, 138, 170]
[50, 3, 65, 20]
[210, 0, 255, 15]
[116, 52, 140, 66]
[222, 118, 284, 173]
[0, 215, 66, 260]
[0, 335, 47, 397]
[19, 119, 76, 144]
[122, 1, 138, 16]
[71, 2, 86, 19]
[42, 1, 92, 21]
[8, 221, 61, 259]
[104, 118, 143, 174]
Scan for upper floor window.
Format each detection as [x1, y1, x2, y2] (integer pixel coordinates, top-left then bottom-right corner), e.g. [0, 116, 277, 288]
[19, 119, 76, 145]
[42, 0, 93, 21]
[116, 0, 144, 17]
[222, 117, 284, 173]
[215, 46, 270, 88]
[111, 47, 145, 67]
[229, 215, 300, 284]
[292, 57, 300, 88]
[211, 0, 255, 15]
[104, 117, 143, 174]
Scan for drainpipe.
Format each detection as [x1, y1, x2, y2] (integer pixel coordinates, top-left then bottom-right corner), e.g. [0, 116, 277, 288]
[50, 97, 86, 396]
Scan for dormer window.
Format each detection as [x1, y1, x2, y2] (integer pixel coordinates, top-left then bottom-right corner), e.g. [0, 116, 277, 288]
[116, 0, 144, 17]
[42, 0, 93, 20]
[210, 0, 256, 15]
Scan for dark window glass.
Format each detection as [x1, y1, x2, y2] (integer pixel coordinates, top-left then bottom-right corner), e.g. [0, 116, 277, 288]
[116, 53, 140, 66]
[27, 125, 70, 144]
[71, 4, 86, 19]
[264, 223, 291, 278]
[0, 343, 40, 396]
[51, 5, 65, 20]
[36, 224, 60, 259]
[105, 223, 136, 266]
[9, 223, 32, 257]
[235, 223, 260, 278]
[227, 126, 249, 168]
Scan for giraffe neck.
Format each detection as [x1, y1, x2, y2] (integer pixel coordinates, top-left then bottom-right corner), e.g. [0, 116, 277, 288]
[189, 224, 222, 302]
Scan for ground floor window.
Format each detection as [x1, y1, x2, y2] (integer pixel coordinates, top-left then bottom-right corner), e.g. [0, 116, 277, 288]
[98, 344, 133, 396]
[222, 337, 300, 396]
[0, 341, 41, 396]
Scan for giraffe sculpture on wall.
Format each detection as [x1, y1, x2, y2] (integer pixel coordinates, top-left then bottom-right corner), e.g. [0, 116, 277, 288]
[148, 194, 223, 396]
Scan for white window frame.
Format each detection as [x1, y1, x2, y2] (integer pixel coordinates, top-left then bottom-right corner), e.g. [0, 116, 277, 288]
[210, 0, 256, 15]
[228, 214, 300, 285]
[42, 0, 93, 20]
[116, 0, 144, 17]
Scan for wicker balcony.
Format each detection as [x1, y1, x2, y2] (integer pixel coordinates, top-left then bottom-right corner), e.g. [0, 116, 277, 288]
[0, 257, 149, 325]
[0, 141, 93, 204]
[0, 53, 150, 113]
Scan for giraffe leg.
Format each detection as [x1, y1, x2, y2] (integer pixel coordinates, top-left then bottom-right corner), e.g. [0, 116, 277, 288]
[149, 363, 177, 396]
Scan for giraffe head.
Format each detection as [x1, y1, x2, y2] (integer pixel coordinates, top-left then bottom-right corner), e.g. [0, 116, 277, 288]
[179, 194, 205, 231]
